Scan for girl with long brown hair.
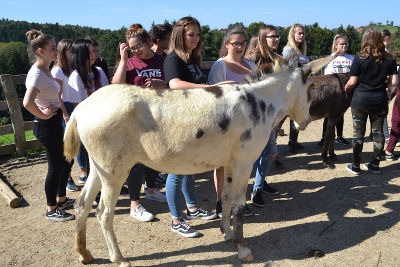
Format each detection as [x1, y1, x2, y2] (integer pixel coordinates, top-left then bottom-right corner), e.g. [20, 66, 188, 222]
[345, 28, 398, 174]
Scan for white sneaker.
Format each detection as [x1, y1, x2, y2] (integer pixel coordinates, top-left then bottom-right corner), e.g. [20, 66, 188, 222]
[145, 188, 167, 202]
[130, 204, 154, 222]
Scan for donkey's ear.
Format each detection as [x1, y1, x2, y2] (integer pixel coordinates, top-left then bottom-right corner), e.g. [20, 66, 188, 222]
[301, 66, 312, 83]
[303, 54, 337, 76]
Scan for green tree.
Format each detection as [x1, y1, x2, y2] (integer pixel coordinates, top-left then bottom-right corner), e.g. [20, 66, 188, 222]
[305, 23, 335, 56]
[246, 22, 265, 39]
[201, 25, 223, 61]
[0, 42, 29, 75]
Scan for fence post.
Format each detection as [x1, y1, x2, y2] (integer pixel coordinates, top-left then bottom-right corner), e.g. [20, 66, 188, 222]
[0, 75, 27, 157]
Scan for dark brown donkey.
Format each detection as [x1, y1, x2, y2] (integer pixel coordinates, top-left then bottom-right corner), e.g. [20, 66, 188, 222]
[309, 73, 352, 164]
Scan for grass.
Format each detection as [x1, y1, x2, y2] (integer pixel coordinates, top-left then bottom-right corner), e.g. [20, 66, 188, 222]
[0, 130, 36, 146]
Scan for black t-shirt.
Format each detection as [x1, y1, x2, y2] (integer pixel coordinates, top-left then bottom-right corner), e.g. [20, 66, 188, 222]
[350, 54, 398, 111]
[163, 50, 207, 87]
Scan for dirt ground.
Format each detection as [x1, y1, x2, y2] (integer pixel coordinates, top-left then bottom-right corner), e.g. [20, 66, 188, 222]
[1, 107, 400, 267]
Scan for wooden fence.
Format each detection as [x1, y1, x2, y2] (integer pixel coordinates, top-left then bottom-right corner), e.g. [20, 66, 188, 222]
[0, 74, 41, 157]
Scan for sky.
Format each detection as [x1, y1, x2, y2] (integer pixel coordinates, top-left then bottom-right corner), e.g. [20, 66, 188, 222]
[2, 0, 399, 31]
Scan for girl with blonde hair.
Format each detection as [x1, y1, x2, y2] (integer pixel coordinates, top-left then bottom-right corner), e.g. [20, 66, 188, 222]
[282, 23, 310, 153]
[247, 25, 285, 74]
[318, 34, 354, 147]
[345, 28, 398, 174]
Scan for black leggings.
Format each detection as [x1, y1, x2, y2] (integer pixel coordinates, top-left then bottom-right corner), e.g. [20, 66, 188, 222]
[126, 164, 158, 201]
[322, 115, 344, 138]
[34, 109, 72, 206]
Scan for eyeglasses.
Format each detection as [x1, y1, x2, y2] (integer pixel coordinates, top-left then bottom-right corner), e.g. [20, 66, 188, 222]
[266, 35, 280, 40]
[130, 43, 145, 52]
[229, 41, 247, 48]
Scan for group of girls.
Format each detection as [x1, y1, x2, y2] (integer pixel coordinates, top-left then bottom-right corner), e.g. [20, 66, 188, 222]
[24, 18, 399, 240]
[24, 31, 108, 221]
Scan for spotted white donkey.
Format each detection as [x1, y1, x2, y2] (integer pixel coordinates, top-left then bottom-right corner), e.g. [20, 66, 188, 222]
[64, 55, 335, 266]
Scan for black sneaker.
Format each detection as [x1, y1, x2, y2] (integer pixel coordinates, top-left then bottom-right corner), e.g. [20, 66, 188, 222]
[346, 164, 361, 175]
[251, 189, 264, 207]
[171, 220, 199, 238]
[384, 153, 399, 161]
[335, 137, 351, 146]
[317, 138, 324, 146]
[262, 184, 279, 195]
[46, 207, 75, 222]
[362, 163, 381, 174]
[94, 192, 101, 205]
[155, 173, 167, 188]
[243, 204, 255, 217]
[57, 197, 75, 210]
[216, 200, 222, 218]
[186, 207, 217, 220]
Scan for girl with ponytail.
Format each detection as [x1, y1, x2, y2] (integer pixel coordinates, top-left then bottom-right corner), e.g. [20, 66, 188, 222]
[23, 29, 75, 222]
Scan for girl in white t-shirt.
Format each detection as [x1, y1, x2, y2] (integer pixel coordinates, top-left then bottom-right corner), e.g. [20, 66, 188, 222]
[67, 39, 109, 186]
[68, 39, 109, 104]
[320, 35, 354, 147]
[23, 29, 75, 222]
[51, 39, 81, 192]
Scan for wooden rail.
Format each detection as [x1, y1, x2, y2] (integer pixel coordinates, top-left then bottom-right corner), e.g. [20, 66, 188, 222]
[0, 74, 41, 157]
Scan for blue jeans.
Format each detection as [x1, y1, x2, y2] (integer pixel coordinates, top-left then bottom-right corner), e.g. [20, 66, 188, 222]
[253, 128, 278, 191]
[63, 101, 87, 170]
[166, 174, 197, 219]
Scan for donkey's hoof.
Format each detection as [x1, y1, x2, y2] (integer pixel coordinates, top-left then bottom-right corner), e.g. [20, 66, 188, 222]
[118, 261, 132, 267]
[224, 232, 233, 242]
[238, 247, 254, 262]
[79, 253, 95, 264]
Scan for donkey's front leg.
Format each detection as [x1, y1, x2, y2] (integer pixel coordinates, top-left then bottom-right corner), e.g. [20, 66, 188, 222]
[96, 171, 131, 267]
[230, 166, 254, 262]
[322, 117, 338, 164]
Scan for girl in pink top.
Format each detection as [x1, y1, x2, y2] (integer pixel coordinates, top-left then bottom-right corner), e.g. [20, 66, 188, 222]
[23, 29, 74, 222]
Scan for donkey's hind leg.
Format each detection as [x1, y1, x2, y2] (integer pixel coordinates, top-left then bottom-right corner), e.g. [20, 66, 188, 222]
[95, 167, 131, 267]
[75, 158, 102, 264]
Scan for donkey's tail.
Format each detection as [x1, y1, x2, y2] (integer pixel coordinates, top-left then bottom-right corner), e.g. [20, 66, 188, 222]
[64, 112, 81, 162]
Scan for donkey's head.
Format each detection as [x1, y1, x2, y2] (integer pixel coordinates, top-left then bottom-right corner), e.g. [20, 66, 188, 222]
[287, 54, 338, 130]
